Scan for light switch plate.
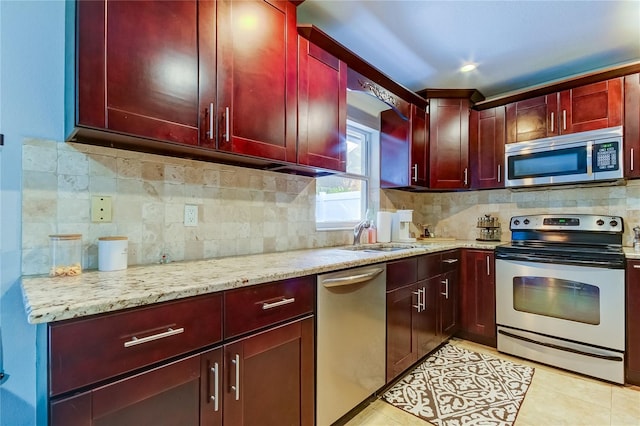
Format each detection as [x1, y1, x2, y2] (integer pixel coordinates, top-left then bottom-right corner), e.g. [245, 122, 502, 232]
[91, 195, 112, 222]
[184, 204, 198, 227]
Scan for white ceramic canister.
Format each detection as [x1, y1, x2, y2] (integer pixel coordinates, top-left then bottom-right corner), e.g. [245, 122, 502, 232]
[98, 236, 128, 271]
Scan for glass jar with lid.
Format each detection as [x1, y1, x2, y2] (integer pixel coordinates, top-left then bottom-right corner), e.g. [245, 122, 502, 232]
[49, 234, 82, 277]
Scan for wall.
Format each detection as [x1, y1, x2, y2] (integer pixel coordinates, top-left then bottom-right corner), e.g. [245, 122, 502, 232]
[22, 140, 352, 275]
[0, 2, 66, 425]
[382, 181, 640, 246]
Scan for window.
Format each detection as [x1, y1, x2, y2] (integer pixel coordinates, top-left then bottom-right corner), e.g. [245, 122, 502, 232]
[316, 121, 377, 229]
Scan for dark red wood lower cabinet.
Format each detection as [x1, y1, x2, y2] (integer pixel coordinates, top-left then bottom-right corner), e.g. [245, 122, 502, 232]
[224, 317, 314, 426]
[50, 354, 205, 426]
[458, 250, 496, 347]
[626, 261, 640, 385]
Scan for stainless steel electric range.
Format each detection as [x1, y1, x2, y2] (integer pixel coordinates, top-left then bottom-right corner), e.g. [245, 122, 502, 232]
[495, 214, 625, 384]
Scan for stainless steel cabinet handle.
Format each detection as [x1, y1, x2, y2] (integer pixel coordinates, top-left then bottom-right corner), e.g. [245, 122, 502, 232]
[562, 109, 567, 130]
[421, 286, 426, 310]
[550, 112, 554, 132]
[497, 164, 501, 183]
[208, 102, 214, 140]
[322, 268, 384, 288]
[412, 164, 418, 182]
[412, 288, 424, 312]
[412, 290, 421, 312]
[231, 354, 240, 401]
[633, 264, 640, 269]
[262, 297, 295, 310]
[123, 327, 184, 348]
[486, 255, 491, 276]
[440, 278, 449, 299]
[463, 168, 468, 186]
[632, 148, 635, 171]
[442, 258, 458, 264]
[224, 106, 230, 142]
[210, 362, 219, 411]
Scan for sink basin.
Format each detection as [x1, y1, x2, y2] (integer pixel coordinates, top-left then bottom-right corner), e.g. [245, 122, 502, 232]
[340, 244, 417, 253]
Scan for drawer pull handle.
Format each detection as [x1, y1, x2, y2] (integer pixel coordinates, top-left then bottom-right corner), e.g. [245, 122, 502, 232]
[442, 258, 458, 264]
[262, 297, 295, 310]
[633, 264, 640, 269]
[123, 327, 184, 348]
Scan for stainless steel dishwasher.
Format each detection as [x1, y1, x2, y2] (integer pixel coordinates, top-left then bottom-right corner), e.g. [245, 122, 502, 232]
[316, 264, 386, 426]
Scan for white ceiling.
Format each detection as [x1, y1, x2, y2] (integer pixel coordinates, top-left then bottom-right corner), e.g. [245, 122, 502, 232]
[297, 0, 640, 101]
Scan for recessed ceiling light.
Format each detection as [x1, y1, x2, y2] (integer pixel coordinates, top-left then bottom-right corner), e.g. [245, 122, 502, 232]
[460, 63, 477, 73]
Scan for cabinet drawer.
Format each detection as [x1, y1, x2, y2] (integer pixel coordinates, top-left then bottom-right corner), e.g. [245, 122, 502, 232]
[49, 293, 222, 397]
[387, 257, 418, 291]
[440, 250, 461, 272]
[224, 276, 314, 339]
[418, 253, 442, 279]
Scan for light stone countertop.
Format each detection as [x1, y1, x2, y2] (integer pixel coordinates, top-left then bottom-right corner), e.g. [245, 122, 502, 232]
[21, 240, 504, 325]
[624, 247, 640, 259]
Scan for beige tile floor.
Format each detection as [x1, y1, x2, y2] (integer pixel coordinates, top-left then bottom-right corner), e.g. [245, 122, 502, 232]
[346, 339, 640, 426]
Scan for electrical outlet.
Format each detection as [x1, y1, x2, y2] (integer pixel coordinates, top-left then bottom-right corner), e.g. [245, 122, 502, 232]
[91, 195, 112, 222]
[184, 204, 198, 227]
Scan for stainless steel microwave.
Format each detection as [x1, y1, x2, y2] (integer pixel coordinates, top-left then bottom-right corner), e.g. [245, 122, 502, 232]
[505, 126, 623, 188]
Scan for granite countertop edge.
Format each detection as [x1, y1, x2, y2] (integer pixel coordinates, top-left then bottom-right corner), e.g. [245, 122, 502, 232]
[21, 240, 499, 324]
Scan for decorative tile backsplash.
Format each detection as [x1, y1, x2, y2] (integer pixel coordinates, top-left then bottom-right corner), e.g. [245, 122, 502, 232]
[382, 181, 640, 246]
[22, 138, 640, 275]
[22, 139, 351, 275]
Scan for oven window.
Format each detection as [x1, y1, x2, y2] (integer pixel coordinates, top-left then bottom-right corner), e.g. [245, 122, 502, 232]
[513, 276, 600, 325]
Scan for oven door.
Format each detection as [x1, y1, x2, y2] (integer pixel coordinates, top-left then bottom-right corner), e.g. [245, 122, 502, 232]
[495, 259, 624, 351]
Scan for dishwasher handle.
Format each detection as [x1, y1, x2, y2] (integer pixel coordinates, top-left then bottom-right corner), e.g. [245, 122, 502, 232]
[321, 268, 384, 288]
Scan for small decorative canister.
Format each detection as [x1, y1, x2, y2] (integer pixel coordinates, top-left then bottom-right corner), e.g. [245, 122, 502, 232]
[49, 234, 82, 277]
[98, 236, 128, 271]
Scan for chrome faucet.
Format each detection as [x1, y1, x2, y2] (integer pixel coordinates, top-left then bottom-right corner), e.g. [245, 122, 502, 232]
[353, 219, 371, 245]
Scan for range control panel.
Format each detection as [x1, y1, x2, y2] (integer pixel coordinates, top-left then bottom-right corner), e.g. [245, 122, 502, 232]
[510, 214, 623, 233]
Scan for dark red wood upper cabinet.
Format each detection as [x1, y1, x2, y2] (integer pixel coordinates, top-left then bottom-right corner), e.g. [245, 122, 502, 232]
[506, 77, 623, 144]
[76, 0, 200, 146]
[429, 98, 470, 189]
[505, 94, 559, 143]
[624, 73, 640, 179]
[380, 105, 428, 189]
[216, 0, 297, 163]
[469, 107, 505, 189]
[297, 37, 347, 172]
[626, 260, 640, 385]
[559, 77, 623, 134]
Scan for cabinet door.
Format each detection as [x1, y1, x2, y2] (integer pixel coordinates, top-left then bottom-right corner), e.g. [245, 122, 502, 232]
[411, 105, 429, 187]
[439, 269, 458, 339]
[506, 94, 559, 143]
[297, 37, 347, 171]
[380, 108, 410, 188]
[626, 261, 640, 385]
[51, 355, 202, 426]
[224, 317, 314, 426]
[217, 0, 297, 163]
[459, 250, 496, 347]
[624, 73, 640, 179]
[76, 0, 200, 145]
[559, 78, 623, 134]
[469, 107, 505, 189]
[386, 283, 418, 382]
[415, 277, 439, 358]
[429, 98, 470, 189]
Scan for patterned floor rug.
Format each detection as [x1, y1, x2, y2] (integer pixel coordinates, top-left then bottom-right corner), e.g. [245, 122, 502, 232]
[383, 343, 534, 426]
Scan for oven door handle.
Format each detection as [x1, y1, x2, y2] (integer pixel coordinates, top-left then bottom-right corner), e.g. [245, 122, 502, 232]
[498, 329, 623, 362]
